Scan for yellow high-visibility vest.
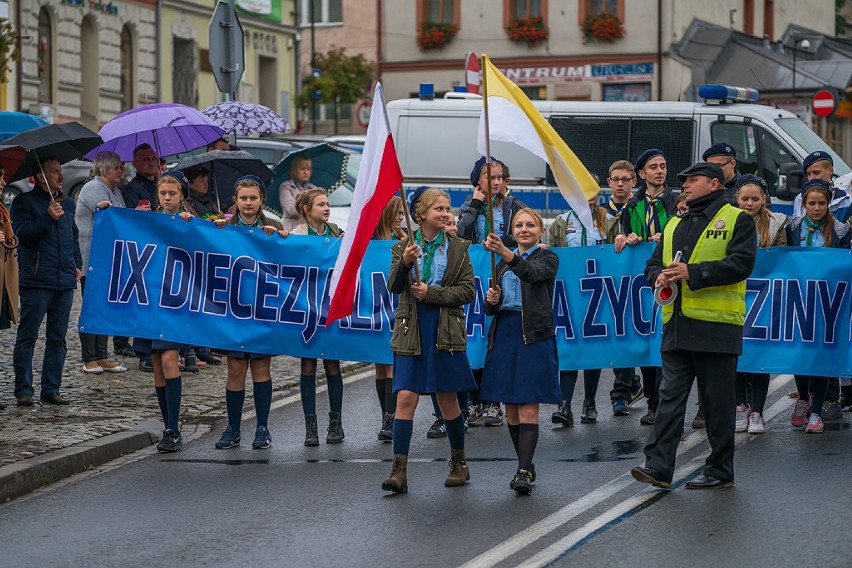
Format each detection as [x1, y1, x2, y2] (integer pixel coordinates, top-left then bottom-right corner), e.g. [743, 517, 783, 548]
[662, 204, 747, 326]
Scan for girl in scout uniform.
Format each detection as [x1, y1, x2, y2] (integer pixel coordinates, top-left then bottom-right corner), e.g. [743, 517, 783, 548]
[547, 192, 618, 425]
[212, 176, 288, 450]
[481, 208, 560, 494]
[291, 189, 346, 446]
[382, 187, 476, 494]
[785, 179, 851, 434]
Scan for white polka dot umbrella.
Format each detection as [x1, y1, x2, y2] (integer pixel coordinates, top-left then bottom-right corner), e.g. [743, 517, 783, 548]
[201, 101, 290, 136]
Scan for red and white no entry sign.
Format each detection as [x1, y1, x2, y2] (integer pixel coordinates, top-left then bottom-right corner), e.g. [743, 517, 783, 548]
[464, 52, 480, 95]
[813, 89, 838, 118]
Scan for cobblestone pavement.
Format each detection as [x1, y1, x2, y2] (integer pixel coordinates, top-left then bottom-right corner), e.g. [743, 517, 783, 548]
[0, 292, 359, 468]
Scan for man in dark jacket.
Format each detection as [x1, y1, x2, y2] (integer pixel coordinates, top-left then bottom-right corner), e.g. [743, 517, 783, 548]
[702, 143, 742, 204]
[631, 162, 756, 490]
[11, 157, 82, 406]
[122, 143, 159, 210]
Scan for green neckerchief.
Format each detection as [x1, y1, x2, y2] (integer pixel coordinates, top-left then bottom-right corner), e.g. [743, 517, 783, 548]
[415, 228, 445, 285]
[804, 217, 823, 247]
[480, 195, 502, 237]
[159, 207, 185, 215]
[628, 197, 670, 240]
[568, 211, 589, 246]
[236, 214, 263, 228]
[307, 223, 331, 236]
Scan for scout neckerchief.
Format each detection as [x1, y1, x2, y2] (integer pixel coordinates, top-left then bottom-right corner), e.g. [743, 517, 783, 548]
[568, 210, 591, 246]
[236, 214, 264, 228]
[480, 195, 503, 238]
[604, 196, 626, 217]
[307, 222, 331, 236]
[416, 228, 445, 285]
[804, 217, 823, 247]
[159, 206, 185, 215]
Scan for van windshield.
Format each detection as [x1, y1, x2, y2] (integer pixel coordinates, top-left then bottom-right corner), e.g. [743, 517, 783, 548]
[775, 118, 851, 175]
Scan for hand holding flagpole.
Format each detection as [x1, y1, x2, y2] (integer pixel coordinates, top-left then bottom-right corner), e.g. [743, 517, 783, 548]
[398, 185, 422, 284]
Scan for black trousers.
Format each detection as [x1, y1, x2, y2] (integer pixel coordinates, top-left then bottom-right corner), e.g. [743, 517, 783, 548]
[643, 350, 737, 483]
[640, 366, 661, 411]
[609, 367, 640, 403]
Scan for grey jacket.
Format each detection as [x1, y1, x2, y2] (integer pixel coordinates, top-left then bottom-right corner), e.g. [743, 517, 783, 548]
[278, 179, 317, 231]
[75, 176, 126, 270]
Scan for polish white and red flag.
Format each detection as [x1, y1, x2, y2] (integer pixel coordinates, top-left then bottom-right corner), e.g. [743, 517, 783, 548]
[326, 83, 404, 324]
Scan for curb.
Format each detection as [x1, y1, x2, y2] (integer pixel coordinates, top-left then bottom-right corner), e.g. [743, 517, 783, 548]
[0, 430, 157, 503]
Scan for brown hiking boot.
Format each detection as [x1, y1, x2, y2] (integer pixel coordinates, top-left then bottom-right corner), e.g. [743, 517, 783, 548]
[382, 454, 408, 493]
[444, 448, 470, 487]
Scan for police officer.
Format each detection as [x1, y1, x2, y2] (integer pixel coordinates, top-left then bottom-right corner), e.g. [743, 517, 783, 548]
[631, 162, 756, 490]
[702, 143, 741, 204]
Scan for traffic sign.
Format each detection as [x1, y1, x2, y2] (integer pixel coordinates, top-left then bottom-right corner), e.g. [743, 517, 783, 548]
[465, 52, 480, 95]
[209, 1, 245, 97]
[356, 100, 371, 129]
[813, 88, 839, 118]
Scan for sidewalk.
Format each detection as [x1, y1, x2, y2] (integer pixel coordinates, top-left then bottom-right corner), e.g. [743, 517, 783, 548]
[0, 292, 361, 502]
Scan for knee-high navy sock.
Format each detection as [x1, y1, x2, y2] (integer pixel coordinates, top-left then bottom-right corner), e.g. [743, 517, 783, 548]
[155, 385, 168, 428]
[164, 376, 182, 434]
[518, 424, 539, 471]
[392, 418, 413, 455]
[375, 379, 388, 413]
[508, 423, 520, 458]
[225, 389, 245, 432]
[559, 370, 578, 405]
[385, 381, 397, 415]
[300, 374, 316, 416]
[253, 380, 272, 429]
[445, 414, 466, 450]
[327, 373, 344, 413]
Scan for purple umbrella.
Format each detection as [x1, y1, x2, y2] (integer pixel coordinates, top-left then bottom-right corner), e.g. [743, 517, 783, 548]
[86, 103, 224, 161]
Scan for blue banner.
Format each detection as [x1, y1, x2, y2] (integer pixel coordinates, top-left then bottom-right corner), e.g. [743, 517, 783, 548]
[80, 209, 852, 377]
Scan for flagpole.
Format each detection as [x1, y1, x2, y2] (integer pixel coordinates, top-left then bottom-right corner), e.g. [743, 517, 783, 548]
[398, 185, 422, 284]
[480, 54, 497, 286]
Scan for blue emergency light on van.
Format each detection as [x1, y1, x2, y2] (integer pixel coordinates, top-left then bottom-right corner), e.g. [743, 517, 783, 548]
[419, 83, 435, 100]
[699, 84, 760, 104]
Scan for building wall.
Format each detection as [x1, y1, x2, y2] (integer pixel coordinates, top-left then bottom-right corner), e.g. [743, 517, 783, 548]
[15, 0, 157, 125]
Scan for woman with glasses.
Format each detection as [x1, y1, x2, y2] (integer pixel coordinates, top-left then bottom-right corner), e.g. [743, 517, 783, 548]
[74, 151, 128, 375]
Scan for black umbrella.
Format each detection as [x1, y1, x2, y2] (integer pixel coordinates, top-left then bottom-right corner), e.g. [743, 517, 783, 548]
[5, 122, 103, 184]
[175, 150, 273, 209]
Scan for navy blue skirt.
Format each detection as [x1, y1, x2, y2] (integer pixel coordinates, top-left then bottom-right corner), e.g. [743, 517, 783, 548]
[481, 311, 561, 405]
[393, 302, 476, 394]
[132, 337, 185, 354]
[215, 350, 274, 360]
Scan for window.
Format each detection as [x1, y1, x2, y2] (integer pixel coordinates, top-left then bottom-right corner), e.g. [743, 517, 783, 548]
[763, 0, 774, 40]
[711, 121, 800, 193]
[578, 0, 624, 25]
[512, 0, 543, 18]
[37, 8, 53, 104]
[417, 0, 459, 26]
[120, 26, 134, 112]
[301, 0, 343, 25]
[80, 15, 99, 130]
[743, 0, 754, 35]
[173, 38, 198, 106]
[603, 83, 651, 102]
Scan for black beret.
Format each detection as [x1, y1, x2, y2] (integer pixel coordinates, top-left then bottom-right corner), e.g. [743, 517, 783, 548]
[409, 185, 430, 213]
[677, 162, 725, 184]
[702, 143, 736, 160]
[635, 148, 664, 171]
[735, 174, 768, 192]
[802, 151, 833, 174]
[800, 178, 832, 195]
[470, 155, 499, 187]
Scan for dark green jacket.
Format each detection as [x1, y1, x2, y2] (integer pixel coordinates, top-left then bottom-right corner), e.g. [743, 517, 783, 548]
[389, 233, 474, 356]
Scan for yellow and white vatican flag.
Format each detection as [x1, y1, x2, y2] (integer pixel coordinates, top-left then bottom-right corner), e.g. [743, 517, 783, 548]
[476, 54, 599, 231]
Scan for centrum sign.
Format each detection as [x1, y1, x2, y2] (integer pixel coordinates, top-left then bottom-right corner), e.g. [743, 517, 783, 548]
[499, 62, 654, 84]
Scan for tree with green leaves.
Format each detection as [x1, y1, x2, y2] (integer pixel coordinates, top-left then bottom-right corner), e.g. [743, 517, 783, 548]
[0, 18, 20, 84]
[296, 47, 375, 132]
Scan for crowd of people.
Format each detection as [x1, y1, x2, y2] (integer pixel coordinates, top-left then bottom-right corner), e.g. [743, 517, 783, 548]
[3, 136, 851, 495]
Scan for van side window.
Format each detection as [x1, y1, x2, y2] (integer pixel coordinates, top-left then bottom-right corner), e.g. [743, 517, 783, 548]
[550, 116, 694, 188]
[711, 122, 794, 193]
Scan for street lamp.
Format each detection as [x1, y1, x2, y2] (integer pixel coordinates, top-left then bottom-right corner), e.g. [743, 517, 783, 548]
[791, 36, 811, 98]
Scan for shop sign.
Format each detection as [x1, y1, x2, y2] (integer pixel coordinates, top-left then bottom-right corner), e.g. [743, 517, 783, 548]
[60, 0, 119, 15]
[499, 62, 653, 84]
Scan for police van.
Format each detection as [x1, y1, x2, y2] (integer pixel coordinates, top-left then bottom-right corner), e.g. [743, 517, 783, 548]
[387, 85, 850, 216]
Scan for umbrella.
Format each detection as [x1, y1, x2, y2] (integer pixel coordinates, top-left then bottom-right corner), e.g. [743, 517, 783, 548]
[202, 101, 290, 136]
[5, 122, 103, 184]
[0, 145, 27, 182]
[0, 111, 49, 141]
[175, 150, 274, 209]
[86, 103, 224, 161]
[268, 143, 352, 212]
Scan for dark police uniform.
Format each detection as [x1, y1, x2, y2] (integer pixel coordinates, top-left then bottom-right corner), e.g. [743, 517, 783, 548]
[638, 163, 756, 488]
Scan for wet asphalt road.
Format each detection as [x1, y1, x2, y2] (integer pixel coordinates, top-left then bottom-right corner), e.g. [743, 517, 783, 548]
[1, 371, 850, 568]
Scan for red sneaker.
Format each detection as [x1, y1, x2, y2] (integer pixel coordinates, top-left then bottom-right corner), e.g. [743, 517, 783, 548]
[806, 414, 824, 434]
[791, 398, 809, 428]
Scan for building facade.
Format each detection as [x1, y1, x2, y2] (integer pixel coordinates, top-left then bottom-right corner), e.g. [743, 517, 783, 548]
[160, 0, 298, 126]
[379, 0, 835, 103]
[6, 0, 158, 128]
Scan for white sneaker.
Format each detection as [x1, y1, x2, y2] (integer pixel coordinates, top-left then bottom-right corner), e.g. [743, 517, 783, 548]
[747, 412, 765, 434]
[735, 404, 750, 432]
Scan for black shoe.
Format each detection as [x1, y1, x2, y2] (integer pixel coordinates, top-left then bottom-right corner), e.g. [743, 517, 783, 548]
[378, 412, 393, 442]
[138, 359, 154, 372]
[197, 352, 222, 365]
[629, 385, 645, 405]
[551, 402, 574, 426]
[40, 393, 70, 405]
[580, 399, 597, 423]
[511, 469, 533, 495]
[214, 425, 241, 449]
[252, 426, 272, 449]
[326, 411, 344, 444]
[114, 345, 138, 357]
[640, 409, 656, 425]
[304, 415, 319, 447]
[630, 466, 672, 489]
[691, 408, 705, 429]
[16, 394, 34, 407]
[686, 474, 734, 489]
[427, 415, 447, 438]
[157, 429, 182, 452]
